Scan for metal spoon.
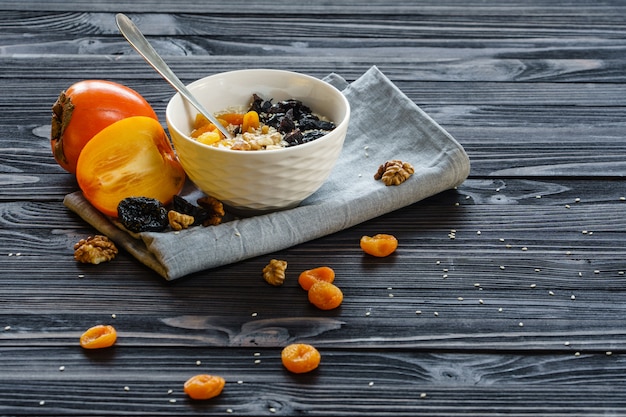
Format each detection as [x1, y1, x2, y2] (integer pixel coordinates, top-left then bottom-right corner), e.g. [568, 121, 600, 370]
[115, 13, 232, 139]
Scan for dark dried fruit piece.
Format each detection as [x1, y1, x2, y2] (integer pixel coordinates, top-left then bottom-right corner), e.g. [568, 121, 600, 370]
[172, 194, 211, 226]
[117, 197, 168, 233]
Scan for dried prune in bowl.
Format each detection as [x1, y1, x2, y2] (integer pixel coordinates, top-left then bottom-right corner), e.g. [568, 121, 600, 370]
[118, 197, 168, 233]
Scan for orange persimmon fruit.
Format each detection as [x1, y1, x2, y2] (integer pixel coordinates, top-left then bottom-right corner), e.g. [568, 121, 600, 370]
[298, 266, 335, 291]
[51, 80, 158, 174]
[79, 324, 117, 349]
[183, 374, 225, 400]
[281, 343, 321, 374]
[308, 281, 343, 310]
[76, 116, 186, 217]
[360, 234, 398, 257]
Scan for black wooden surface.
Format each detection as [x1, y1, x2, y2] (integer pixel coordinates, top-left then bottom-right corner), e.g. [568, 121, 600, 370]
[2, 1, 626, 416]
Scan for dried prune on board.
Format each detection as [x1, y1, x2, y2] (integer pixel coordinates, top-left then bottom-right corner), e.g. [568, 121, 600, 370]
[117, 197, 168, 233]
[172, 195, 210, 226]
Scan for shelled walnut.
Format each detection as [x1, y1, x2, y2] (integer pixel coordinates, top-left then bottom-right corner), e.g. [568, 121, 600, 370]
[73, 235, 118, 265]
[168, 210, 194, 231]
[374, 159, 414, 186]
[263, 259, 288, 286]
[197, 196, 225, 226]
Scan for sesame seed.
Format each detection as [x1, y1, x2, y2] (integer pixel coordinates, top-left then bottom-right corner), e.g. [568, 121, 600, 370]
[443, 268, 449, 272]
[237, 380, 244, 384]
[499, 238, 505, 242]
[111, 314, 116, 319]
[167, 389, 173, 395]
[124, 386, 130, 391]
[226, 409, 234, 413]
[536, 195, 542, 199]
[498, 308, 503, 312]
[59, 366, 65, 371]
[566, 251, 571, 255]
[77, 274, 85, 278]
[575, 198, 581, 203]
[254, 352, 261, 356]
[565, 204, 570, 209]
[519, 322, 524, 327]
[454, 202, 460, 206]
[442, 274, 448, 279]
[575, 352, 581, 356]
[4, 326, 10, 331]
[251, 312, 258, 317]
[474, 283, 481, 287]
[235, 232, 241, 237]
[269, 407, 277, 413]
[499, 265, 505, 270]
[521, 247, 528, 251]
[564, 341, 570, 346]
[415, 310, 422, 315]
[496, 188, 500, 192]
[505, 244, 512, 248]
[571, 295, 576, 300]
[254, 359, 261, 364]
[369, 381, 375, 386]
[434, 312, 439, 317]
[530, 284, 537, 288]
[436, 260, 441, 265]
[39, 400, 45, 406]
[420, 393, 428, 398]
[606, 351, 613, 356]
[594, 270, 600, 274]
[365, 311, 371, 317]
[476, 230, 481, 235]
[579, 272, 583, 277]
[169, 399, 177, 404]
[619, 271, 625, 276]
[535, 268, 541, 272]
[620, 197, 625, 201]
[388, 293, 394, 297]
[457, 297, 464, 301]
[582, 230, 588, 234]
[549, 291, 555, 296]
[196, 360, 201, 366]
[479, 299, 484, 305]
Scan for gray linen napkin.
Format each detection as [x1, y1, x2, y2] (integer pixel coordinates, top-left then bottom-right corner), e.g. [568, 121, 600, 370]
[64, 66, 470, 280]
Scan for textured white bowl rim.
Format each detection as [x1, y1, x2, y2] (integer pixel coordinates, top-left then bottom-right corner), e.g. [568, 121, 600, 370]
[166, 68, 350, 156]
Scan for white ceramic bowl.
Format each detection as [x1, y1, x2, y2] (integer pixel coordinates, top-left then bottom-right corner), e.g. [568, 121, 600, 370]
[166, 69, 350, 215]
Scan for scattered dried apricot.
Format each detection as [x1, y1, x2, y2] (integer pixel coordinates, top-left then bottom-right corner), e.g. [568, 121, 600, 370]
[281, 343, 321, 374]
[298, 266, 335, 291]
[308, 281, 343, 310]
[360, 234, 398, 257]
[79, 324, 117, 349]
[184, 374, 225, 400]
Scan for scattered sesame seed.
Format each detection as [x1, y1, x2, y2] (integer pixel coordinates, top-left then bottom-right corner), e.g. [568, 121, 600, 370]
[466, 195, 471, 200]
[436, 260, 441, 265]
[173, 231, 180, 235]
[566, 251, 571, 255]
[111, 314, 116, 319]
[235, 232, 241, 237]
[254, 359, 261, 364]
[251, 312, 258, 317]
[575, 352, 581, 356]
[365, 311, 371, 317]
[226, 408, 234, 413]
[358, 173, 362, 177]
[579, 272, 583, 277]
[4, 326, 10, 331]
[536, 195, 542, 199]
[443, 268, 449, 272]
[498, 308, 503, 312]
[434, 312, 439, 317]
[442, 274, 448, 279]
[564, 341, 570, 346]
[535, 268, 541, 272]
[594, 270, 600, 274]
[477, 230, 481, 235]
[237, 380, 244, 384]
[499, 238, 505, 242]
[549, 291, 555, 296]
[565, 204, 570, 209]
[59, 366, 65, 371]
[575, 198, 581, 203]
[124, 386, 130, 391]
[39, 400, 45, 406]
[364, 145, 369, 150]
[77, 274, 85, 278]
[169, 399, 177, 404]
[479, 299, 484, 305]
[196, 360, 201, 366]
[606, 351, 613, 356]
[521, 247, 528, 251]
[589, 231, 594, 235]
[388, 293, 394, 298]
[582, 230, 588, 234]
[254, 352, 261, 357]
[620, 197, 626, 201]
[454, 202, 460, 206]
[269, 407, 277, 413]
[519, 322, 524, 327]
[420, 393, 428, 398]
[369, 381, 375, 386]
[415, 310, 422, 315]
[619, 271, 625, 276]
[167, 389, 173, 395]
[474, 283, 481, 287]
[530, 284, 537, 288]
[499, 265, 505, 270]
[457, 297, 464, 301]
[15, 253, 21, 256]
[505, 244, 512, 248]
[571, 295, 576, 300]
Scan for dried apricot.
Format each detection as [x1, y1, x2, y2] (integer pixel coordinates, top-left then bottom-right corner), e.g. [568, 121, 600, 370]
[184, 374, 225, 400]
[298, 266, 335, 291]
[308, 281, 343, 310]
[360, 234, 398, 257]
[79, 324, 117, 349]
[281, 343, 321, 374]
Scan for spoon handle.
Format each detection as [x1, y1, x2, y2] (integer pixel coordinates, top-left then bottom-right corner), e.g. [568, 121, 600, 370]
[115, 13, 232, 139]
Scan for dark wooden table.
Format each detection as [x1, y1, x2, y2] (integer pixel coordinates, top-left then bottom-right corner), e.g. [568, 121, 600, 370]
[3, 1, 626, 415]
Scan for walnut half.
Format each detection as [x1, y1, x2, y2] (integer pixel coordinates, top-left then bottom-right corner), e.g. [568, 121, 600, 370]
[168, 210, 194, 231]
[263, 259, 288, 286]
[374, 159, 415, 186]
[74, 235, 118, 265]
